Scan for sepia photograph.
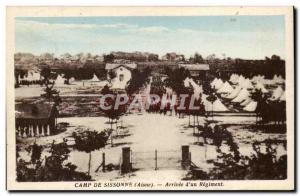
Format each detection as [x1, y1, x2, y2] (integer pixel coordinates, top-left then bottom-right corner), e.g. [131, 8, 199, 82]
[6, 6, 294, 191]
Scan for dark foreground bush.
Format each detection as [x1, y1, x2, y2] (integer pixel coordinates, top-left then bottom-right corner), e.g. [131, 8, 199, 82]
[17, 140, 91, 182]
[187, 125, 287, 180]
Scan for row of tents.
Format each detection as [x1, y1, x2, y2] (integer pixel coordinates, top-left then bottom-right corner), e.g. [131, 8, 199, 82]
[19, 71, 103, 85]
[229, 74, 285, 85]
[20, 71, 127, 90]
[210, 74, 286, 112]
[184, 77, 229, 112]
[19, 71, 41, 82]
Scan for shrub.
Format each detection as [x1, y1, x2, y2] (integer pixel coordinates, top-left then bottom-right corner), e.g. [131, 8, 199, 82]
[16, 140, 91, 181]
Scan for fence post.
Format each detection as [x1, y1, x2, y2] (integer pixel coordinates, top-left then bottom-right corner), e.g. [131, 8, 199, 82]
[102, 153, 106, 172]
[155, 150, 158, 170]
[121, 147, 131, 174]
[181, 145, 190, 169]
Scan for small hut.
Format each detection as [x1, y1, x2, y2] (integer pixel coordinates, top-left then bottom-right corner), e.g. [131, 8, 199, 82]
[15, 103, 58, 137]
[178, 63, 210, 81]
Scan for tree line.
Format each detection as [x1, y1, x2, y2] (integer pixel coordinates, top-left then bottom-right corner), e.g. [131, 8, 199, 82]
[15, 52, 285, 77]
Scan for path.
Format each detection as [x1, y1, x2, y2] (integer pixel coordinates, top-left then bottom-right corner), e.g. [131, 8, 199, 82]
[19, 112, 284, 180]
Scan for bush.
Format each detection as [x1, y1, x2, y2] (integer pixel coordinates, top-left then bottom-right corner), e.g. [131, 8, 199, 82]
[17, 140, 91, 181]
[72, 130, 111, 175]
[189, 125, 286, 180]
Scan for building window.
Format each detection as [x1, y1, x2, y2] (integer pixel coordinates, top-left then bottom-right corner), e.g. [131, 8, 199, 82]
[119, 74, 124, 82]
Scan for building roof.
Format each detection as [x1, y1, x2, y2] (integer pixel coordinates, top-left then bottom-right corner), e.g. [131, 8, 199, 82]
[15, 103, 55, 119]
[178, 64, 210, 71]
[105, 63, 137, 70]
[151, 72, 168, 77]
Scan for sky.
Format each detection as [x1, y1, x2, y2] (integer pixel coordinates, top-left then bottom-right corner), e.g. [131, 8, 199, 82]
[15, 16, 285, 59]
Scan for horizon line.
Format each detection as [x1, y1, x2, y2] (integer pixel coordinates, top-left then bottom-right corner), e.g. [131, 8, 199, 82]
[14, 51, 285, 61]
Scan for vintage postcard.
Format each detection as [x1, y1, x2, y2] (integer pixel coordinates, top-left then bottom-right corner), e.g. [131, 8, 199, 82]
[6, 7, 294, 191]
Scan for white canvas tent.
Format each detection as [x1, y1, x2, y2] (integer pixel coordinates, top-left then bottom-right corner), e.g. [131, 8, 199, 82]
[255, 81, 268, 93]
[232, 88, 250, 103]
[243, 101, 258, 112]
[217, 81, 234, 94]
[269, 74, 284, 85]
[212, 79, 224, 90]
[69, 77, 75, 83]
[226, 86, 242, 99]
[27, 71, 41, 81]
[251, 75, 265, 83]
[275, 75, 285, 84]
[189, 78, 200, 90]
[24, 71, 41, 81]
[237, 75, 246, 85]
[90, 74, 100, 82]
[279, 91, 286, 101]
[263, 79, 276, 85]
[240, 98, 252, 106]
[210, 78, 219, 87]
[32, 72, 41, 80]
[55, 74, 65, 85]
[190, 79, 203, 98]
[82, 74, 101, 86]
[203, 96, 229, 112]
[240, 78, 254, 89]
[271, 86, 284, 100]
[184, 77, 191, 87]
[184, 77, 203, 98]
[229, 74, 239, 84]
